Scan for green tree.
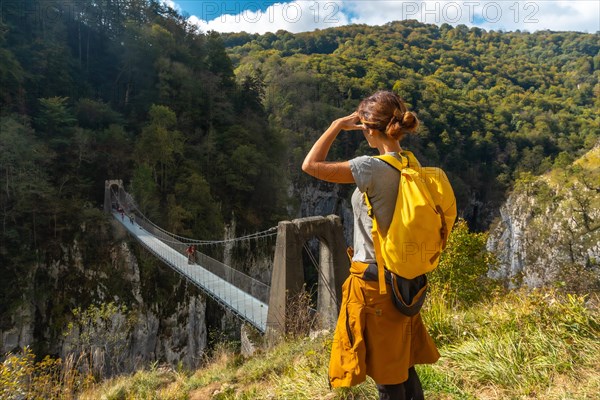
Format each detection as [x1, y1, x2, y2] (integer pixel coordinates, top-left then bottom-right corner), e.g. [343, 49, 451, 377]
[75, 99, 122, 130]
[173, 172, 224, 239]
[428, 219, 497, 305]
[0, 116, 54, 317]
[0, 22, 25, 112]
[34, 97, 76, 138]
[131, 164, 160, 219]
[134, 105, 184, 193]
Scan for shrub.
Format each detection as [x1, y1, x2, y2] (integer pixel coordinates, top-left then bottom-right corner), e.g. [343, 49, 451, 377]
[285, 285, 320, 338]
[0, 346, 92, 399]
[428, 219, 498, 306]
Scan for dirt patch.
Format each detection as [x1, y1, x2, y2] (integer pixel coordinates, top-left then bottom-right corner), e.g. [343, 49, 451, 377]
[189, 382, 221, 400]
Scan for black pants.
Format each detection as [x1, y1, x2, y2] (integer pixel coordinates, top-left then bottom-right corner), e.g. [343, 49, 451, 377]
[377, 367, 424, 400]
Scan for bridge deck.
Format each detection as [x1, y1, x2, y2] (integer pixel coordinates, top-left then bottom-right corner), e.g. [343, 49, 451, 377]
[112, 212, 268, 332]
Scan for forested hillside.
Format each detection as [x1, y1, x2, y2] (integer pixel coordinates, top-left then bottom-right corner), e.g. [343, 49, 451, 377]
[0, 0, 285, 308]
[223, 21, 599, 228]
[1, 0, 285, 359]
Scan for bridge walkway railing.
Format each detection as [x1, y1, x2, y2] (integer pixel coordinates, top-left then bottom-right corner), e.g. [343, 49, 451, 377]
[112, 211, 269, 333]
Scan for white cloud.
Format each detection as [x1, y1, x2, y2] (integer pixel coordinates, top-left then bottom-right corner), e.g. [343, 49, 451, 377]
[160, 0, 181, 13]
[184, 1, 599, 34]
[188, 1, 350, 34]
[520, 1, 600, 33]
[344, 1, 599, 33]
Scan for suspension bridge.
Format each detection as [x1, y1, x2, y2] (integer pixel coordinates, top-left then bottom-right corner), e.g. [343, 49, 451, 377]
[104, 180, 349, 336]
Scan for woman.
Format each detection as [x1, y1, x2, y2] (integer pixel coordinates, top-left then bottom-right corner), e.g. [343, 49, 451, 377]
[302, 91, 439, 400]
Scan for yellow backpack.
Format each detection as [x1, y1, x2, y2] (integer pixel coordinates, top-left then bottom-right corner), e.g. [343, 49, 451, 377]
[364, 151, 457, 294]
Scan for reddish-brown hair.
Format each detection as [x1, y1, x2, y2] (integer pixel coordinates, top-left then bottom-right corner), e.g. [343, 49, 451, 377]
[357, 91, 419, 140]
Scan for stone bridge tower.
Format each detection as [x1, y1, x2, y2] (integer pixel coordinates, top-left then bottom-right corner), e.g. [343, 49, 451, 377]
[104, 179, 125, 213]
[266, 215, 349, 338]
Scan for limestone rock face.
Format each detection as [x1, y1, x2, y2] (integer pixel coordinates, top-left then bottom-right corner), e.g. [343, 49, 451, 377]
[1, 301, 35, 356]
[487, 146, 600, 290]
[487, 190, 535, 285]
[155, 295, 207, 368]
[0, 227, 208, 372]
[298, 181, 353, 245]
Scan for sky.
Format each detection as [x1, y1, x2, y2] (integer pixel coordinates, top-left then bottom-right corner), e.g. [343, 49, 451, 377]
[162, 0, 600, 34]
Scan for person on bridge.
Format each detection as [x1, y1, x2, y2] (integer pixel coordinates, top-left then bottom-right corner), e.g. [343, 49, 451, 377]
[302, 91, 439, 400]
[186, 245, 194, 264]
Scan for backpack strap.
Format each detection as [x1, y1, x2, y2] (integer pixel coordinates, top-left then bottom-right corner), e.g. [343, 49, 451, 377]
[373, 153, 409, 171]
[363, 193, 387, 294]
[436, 205, 448, 250]
[377, 153, 438, 210]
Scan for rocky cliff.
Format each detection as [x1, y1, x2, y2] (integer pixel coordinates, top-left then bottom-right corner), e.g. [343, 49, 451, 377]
[297, 180, 354, 245]
[487, 145, 600, 290]
[0, 219, 208, 372]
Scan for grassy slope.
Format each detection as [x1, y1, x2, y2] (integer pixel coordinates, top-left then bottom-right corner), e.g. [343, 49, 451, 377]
[80, 288, 599, 399]
[546, 145, 599, 186]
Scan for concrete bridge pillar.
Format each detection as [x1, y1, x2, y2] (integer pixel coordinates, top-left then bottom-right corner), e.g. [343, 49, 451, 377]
[266, 215, 349, 339]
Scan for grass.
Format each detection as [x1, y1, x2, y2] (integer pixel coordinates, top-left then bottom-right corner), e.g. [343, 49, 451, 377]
[420, 289, 600, 399]
[3, 288, 598, 399]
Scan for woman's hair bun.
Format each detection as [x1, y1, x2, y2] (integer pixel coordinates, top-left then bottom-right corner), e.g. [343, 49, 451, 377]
[401, 111, 419, 132]
[393, 108, 404, 119]
[386, 109, 419, 140]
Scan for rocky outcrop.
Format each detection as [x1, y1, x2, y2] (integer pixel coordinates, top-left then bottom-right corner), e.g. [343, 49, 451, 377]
[486, 190, 534, 285]
[1, 298, 35, 356]
[487, 146, 600, 290]
[0, 221, 208, 372]
[298, 181, 353, 245]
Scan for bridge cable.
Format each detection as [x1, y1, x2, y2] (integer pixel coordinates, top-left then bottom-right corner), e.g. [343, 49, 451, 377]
[111, 187, 277, 245]
[302, 242, 340, 309]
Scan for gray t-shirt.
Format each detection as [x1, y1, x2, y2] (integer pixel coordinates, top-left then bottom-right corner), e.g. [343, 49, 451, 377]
[348, 153, 402, 263]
